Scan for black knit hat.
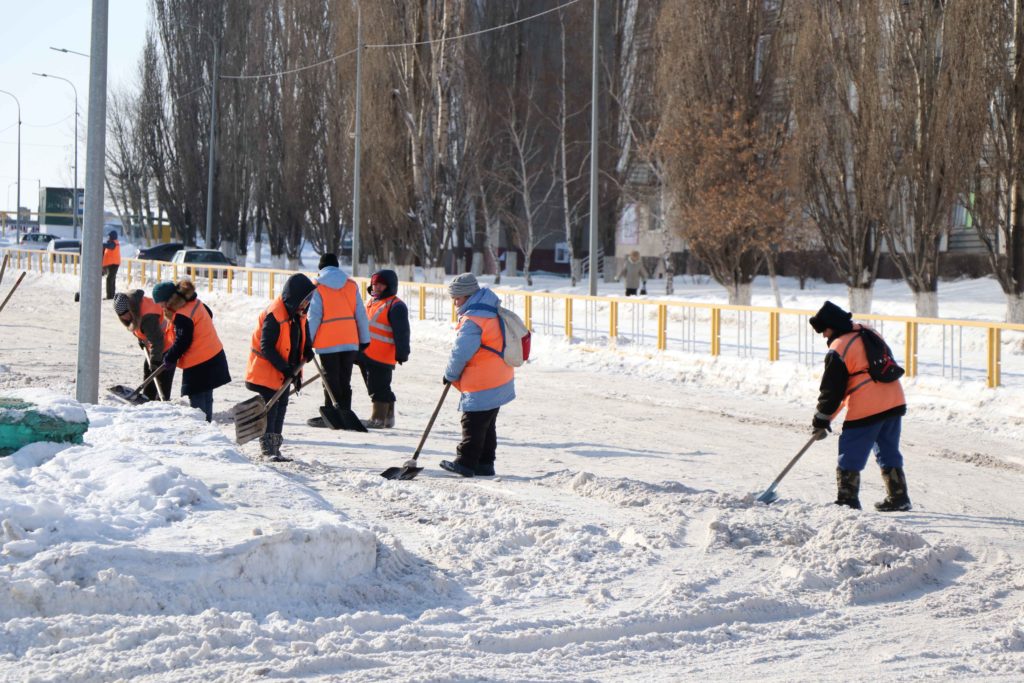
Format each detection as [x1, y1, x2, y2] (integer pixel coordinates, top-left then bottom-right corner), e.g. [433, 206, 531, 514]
[809, 300, 853, 334]
[319, 253, 339, 269]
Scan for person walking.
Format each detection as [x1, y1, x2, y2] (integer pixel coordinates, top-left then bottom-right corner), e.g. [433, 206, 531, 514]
[616, 250, 649, 297]
[439, 273, 516, 478]
[112, 290, 174, 401]
[358, 269, 410, 428]
[306, 253, 370, 430]
[102, 230, 121, 300]
[809, 301, 911, 512]
[152, 279, 231, 422]
[245, 273, 315, 462]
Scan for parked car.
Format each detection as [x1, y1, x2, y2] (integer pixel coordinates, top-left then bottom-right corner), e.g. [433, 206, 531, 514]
[19, 233, 56, 250]
[136, 241, 185, 262]
[46, 239, 82, 254]
[171, 249, 235, 278]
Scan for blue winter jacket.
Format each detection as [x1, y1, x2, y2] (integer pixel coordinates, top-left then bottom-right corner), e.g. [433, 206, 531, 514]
[444, 287, 516, 412]
[307, 266, 370, 354]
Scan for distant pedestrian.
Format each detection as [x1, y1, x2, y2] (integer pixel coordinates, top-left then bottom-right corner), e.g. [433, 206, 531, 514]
[616, 250, 649, 296]
[112, 290, 174, 401]
[245, 273, 315, 462]
[102, 230, 121, 300]
[357, 269, 410, 428]
[809, 301, 911, 512]
[306, 253, 370, 429]
[152, 279, 231, 422]
[439, 273, 516, 478]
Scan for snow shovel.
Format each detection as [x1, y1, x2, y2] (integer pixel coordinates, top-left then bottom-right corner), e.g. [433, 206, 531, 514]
[233, 371, 320, 445]
[755, 429, 826, 504]
[380, 383, 451, 481]
[0, 271, 27, 316]
[310, 354, 367, 432]
[0, 253, 9, 286]
[108, 364, 165, 405]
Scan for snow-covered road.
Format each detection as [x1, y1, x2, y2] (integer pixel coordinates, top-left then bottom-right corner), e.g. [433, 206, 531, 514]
[1, 272, 1022, 681]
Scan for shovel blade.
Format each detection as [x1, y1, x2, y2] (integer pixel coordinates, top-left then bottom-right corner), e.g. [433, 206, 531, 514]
[380, 464, 423, 480]
[336, 408, 369, 433]
[756, 488, 779, 504]
[233, 395, 268, 445]
[319, 406, 345, 430]
[107, 385, 150, 405]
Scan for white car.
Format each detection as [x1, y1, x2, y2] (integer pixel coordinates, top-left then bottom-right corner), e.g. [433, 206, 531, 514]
[47, 239, 82, 254]
[170, 248, 235, 278]
[18, 233, 56, 251]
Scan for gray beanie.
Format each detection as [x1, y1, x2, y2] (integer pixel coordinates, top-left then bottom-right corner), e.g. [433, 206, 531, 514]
[447, 272, 480, 298]
[112, 292, 131, 316]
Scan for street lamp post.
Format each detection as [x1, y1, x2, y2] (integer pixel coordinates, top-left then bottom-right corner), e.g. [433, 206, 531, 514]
[33, 73, 79, 239]
[0, 90, 21, 241]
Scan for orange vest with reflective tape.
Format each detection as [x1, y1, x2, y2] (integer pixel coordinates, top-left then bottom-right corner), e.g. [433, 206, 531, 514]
[102, 239, 121, 267]
[831, 328, 906, 422]
[174, 299, 224, 369]
[132, 296, 167, 347]
[453, 314, 514, 394]
[365, 296, 398, 365]
[312, 279, 359, 348]
[246, 297, 304, 389]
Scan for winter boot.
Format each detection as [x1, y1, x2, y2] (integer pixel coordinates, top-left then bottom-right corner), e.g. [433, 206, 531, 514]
[834, 468, 862, 510]
[473, 461, 496, 477]
[268, 433, 291, 462]
[258, 434, 275, 458]
[384, 402, 396, 428]
[307, 416, 328, 429]
[440, 460, 475, 478]
[875, 467, 912, 511]
[363, 402, 388, 429]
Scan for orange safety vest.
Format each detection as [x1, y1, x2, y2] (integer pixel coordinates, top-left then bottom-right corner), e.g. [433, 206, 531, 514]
[364, 296, 398, 365]
[312, 279, 359, 349]
[452, 314, 514, 394]
[831, 328, 906, 422]
[132, 296, 168, 348]
[245, 298, 306, 389]
[102, 239, 121, 267]
[172, 299, 224, 369]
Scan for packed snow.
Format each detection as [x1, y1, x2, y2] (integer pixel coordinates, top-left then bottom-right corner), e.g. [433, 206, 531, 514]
[1, 268, 1023, 682]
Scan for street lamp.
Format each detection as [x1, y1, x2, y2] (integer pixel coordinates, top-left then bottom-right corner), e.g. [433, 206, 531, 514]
[0, 89, 21, 241]
[33, 72, 80, 239]
[50, 46, 90, 58]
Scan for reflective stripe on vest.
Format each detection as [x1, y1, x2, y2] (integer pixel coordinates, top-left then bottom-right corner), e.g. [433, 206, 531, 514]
[453, 314, 514, 394]
[830, 328, 905, 422]
[102, 240, 121, 267]
[246, 297, 304, 389]
[176, 299, 224, 369]
[132, 296, 168, 346]
[364, 296, 397, 365]
[312, 279, 359, 348]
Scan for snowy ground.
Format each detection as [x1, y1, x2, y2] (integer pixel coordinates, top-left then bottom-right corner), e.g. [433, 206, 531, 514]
[1, 270, 1023, 682]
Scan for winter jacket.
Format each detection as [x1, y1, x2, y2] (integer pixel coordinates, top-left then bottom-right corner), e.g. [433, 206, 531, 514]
[246, 273, 315, 391]
[308, 266, 370, 354]
[362, 269, 410, 368]
[102, 238, 121, 267]
[616, 256, 649, 290]
[444, 287, 516, 412]
[815, 324, 906, 429]
[163, 300, 231, 396]
[126, 289, 166, 365]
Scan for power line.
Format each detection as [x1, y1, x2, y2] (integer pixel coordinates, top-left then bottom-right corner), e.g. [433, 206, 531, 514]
[219, 0, 582, 82]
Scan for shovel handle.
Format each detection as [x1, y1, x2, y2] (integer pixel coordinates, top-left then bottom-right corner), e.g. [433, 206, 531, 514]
[0, 253, 9, 287]
[0, 271, 27, 315]
[125, 364, 165, 403]
[263, 368, 321, 414]
[410, 383, 451, 462]
[764, 430, 825, 491]
[310, 354, 340, 407]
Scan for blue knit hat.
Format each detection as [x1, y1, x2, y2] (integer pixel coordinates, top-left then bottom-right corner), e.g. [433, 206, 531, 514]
[152, 281, 177, 304]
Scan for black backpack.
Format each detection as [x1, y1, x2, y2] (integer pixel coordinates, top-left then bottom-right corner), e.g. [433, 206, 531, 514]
[850, 328, 904, 383]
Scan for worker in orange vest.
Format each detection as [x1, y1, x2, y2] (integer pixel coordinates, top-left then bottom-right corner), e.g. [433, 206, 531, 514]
[357, 269, 410, 428]
[112, 290, 174, 401]
[101, 230, 121, 300]
[439, 273, 516, 478]
[306, 253, 370, 430]
[152, 279, 231, 422]
[245, 273, 315, 461]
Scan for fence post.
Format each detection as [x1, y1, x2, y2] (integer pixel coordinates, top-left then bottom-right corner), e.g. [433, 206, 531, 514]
[524, 294, 533, 331]
[564, 296, 573, 339]
[609, 300, 618, 342]
[247, 270, 253, 296]
[769, 311, 780, 362]
[905, 321, 918, 377]
[657, 304, 667, 350]
[987, 326, 1001, 388]
[125, 259, 132, 285]
[269, 272, 275, 298]
[711, 307, 721, 356]
[226, 269, 233, 294]
[419, 284, 426, 320]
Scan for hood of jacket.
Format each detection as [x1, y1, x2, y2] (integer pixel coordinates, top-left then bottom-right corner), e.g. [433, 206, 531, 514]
[282, 273, 316, 316]
[371, 269, 399, 299]
[458, 286, 500, 317]
[315, 265, 349, 291]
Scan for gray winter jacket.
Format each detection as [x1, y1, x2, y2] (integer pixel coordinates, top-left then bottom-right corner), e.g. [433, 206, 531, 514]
[616, 257, 649, 290]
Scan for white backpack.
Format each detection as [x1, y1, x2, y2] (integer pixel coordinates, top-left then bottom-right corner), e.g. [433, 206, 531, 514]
[468, 302, 532, 367]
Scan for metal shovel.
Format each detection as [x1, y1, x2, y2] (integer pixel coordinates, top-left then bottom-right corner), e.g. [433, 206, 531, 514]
[755, 429, 826, 504]
[108, 365, 165, 405]
[381, 383, 451, 481]
[311, 354, 367, 432]
[233, 371, 320, 445]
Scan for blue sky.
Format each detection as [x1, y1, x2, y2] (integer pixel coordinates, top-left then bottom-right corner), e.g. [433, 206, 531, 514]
[0, 1, 150, 211]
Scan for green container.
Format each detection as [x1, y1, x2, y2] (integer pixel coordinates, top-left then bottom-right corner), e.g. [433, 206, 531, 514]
[0, 398, 89, 456]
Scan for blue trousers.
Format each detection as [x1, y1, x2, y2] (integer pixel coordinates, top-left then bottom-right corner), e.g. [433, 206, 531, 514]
[189, 391, 214, 423]
[837, 416, 904, 471]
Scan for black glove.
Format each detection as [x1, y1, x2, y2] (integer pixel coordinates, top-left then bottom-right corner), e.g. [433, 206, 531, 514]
[812, 415, 831, 439]
[442, 376, 451, 386]
[359, 342, 370, 352]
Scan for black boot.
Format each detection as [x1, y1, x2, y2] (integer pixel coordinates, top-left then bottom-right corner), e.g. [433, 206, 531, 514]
[258, 434, 275, 458]
[875, 467, 912, 511]
[835, 468, 862, 510]
[268, 433, 291, 462]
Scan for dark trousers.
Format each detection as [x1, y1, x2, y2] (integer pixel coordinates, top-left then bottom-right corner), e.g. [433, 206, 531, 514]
[625, 288, 638, 297]
[456, 408, 499, 469]
[143, 359, 175, 401]
[188, 390, 214, 422]
[319, 351, 356, 410]
[254, 384, 289, 435]
[103, 264, 119, 299]
[359, 360, 396, 403]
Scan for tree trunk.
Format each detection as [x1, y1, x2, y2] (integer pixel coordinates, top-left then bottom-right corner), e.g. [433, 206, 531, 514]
[848, 286, 873, 315]
[913, 290, 939, 318]
[1007, 293, 1024, 324]
[727, 283, 752, 306]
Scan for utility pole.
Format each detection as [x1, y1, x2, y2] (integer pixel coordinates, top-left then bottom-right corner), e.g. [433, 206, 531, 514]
[0, 90, 20, 241]
[351, 2, 363, 276]
[588, 0, 600, 295]
[205, 38, 219, 248]
[76, 0, 109, 404]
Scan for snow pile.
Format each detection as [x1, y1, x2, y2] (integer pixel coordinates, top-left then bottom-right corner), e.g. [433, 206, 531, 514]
[0, 387, 88, 424]
[0, 399, 376, 622]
